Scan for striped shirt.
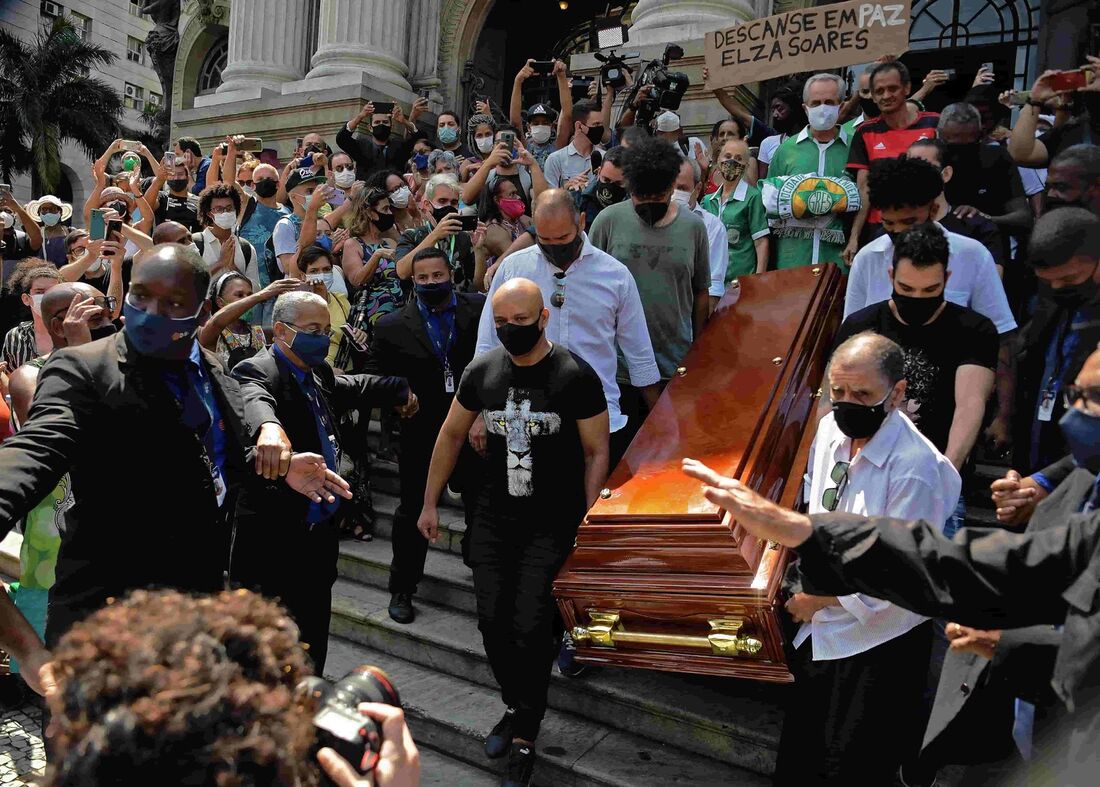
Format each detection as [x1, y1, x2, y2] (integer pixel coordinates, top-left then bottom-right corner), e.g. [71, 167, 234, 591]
[847, 111, 939, 223]
[2, 321, 40, 370]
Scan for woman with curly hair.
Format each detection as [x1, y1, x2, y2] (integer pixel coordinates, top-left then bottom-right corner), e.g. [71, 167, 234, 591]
[2, 260, 62, 370]
[341, 187, 403, 325]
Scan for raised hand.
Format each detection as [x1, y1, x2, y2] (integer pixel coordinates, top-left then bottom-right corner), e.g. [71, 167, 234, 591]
[285, 452, 354, 503]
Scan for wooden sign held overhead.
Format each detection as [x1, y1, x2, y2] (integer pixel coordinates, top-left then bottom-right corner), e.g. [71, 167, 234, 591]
[705, 1, 911, 89]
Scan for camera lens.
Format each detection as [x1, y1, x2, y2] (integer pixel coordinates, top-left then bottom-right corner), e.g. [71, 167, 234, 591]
[330, 665, 400, 711]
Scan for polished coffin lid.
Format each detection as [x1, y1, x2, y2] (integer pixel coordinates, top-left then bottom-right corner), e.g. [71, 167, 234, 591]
[554, 265, 844, 680]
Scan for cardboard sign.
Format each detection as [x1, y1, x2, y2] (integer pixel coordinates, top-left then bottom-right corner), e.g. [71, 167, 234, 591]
[705, 1, 911, 89]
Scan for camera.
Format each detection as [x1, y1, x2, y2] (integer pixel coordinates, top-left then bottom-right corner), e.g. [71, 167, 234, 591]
[299, 665, 401, 783]
[594, 49, 636, 91]
[622, 44, 690, 132]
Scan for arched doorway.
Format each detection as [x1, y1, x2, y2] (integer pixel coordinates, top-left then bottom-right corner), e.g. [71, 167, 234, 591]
[172, 21, 229, 111]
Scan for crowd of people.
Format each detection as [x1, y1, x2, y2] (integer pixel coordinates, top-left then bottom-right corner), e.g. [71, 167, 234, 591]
[0, 46, 1098, 787]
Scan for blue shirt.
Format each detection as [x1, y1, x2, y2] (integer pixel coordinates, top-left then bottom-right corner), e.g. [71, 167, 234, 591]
[273, 345, 341, 523]
[190, 157, 212, 196]
[239, 200, 290, 287]
[162, 341, 228, 506]
[417, 293, 457, 365]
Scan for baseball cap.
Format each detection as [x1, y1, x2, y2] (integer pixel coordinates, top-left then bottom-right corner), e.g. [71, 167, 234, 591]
[656, 111, 681, 132]
[527, 103, 555, 120]
[285, 167, 328, 192]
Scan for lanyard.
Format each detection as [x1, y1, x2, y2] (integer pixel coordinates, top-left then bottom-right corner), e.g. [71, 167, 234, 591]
[419, 300, 456, 366]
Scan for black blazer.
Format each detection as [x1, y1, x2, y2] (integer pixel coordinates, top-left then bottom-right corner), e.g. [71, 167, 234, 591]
[231, 347, 408, 524]
[0, 332, 252, 644]
[364, 293, 485, 449]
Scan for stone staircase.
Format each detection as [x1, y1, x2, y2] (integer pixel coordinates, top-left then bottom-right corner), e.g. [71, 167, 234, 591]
[323, 448, 787, 785]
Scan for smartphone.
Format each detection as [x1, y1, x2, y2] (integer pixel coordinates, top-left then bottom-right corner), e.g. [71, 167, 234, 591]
[237, 137, 262, 152]
[980, 62, 994, 73]
[942, 68, 957, 80]
[531, 60, 555, 76]
[372, 101, 395, 115]
[419, 88, 430, 100]
[120, 140, 141, 152]
[89, 209, 106, 241]
[163, 151, 177, 168]
[1007, 90, 1031, 107]
[1048, 69, 1090, 92]
[106, 219, 123, 239]
[295, 136, 304, 151]
[457, 214, 480, 232]
[341, 324, 367, 353]
[0, 183, 11, 194]
[499, 130, 516, 156]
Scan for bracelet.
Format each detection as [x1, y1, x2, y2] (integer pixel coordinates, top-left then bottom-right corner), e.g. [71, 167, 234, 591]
[1026, 99, 1045, 109]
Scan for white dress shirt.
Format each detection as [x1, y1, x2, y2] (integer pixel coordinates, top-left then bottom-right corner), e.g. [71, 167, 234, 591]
[691, 203, 730, 298]
[200, 227, 252, 280]
[543, 140, 597, 189]
[475, 234, 660, 432]
[844, 223, 1017, 334]
[795, 409, 961, 661]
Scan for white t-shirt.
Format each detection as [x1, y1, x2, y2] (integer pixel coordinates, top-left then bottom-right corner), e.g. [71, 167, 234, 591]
[271, 215, 348, 296]
[758, 133, 789, 165]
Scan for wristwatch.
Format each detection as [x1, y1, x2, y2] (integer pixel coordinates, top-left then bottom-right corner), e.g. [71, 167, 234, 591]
[1026, 98, 1045, 109]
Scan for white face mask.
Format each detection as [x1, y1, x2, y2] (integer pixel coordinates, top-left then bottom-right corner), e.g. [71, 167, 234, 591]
[0, 211, 13, 229]
[389, 185, 411, 209]
[671, 189, 694, 209]
[806, 103, 840, 132]
[476, 136, 495, 154]
[88, 258, 107, 275]
[41, 212, 61, 227]
[529, 125, 552, 145]
[306, 271, 334, 289]
[30, 293, 44, 314]
[334, 169, 356, 188]
[213, 212, 237, 230]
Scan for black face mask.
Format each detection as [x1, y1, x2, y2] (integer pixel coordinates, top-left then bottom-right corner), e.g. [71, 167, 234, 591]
[167, 178, 189, 193]
[372, 213, 396, 232]
[634, 200, 669, 226]
[89, 323, 118, 342]
[892, 290, 944, 326]
[583, 125, 604, 146]
[595, 181, 626, 207]
[860, 97, 878, 118]
[372, 124, 392, 142]
[432, 204, 458, 224]
[253, 179, 278, 199]
[496, 320, 543, 356]
[833, 395, 890, 440]
[415, 280, 453, 308]
[538, 233, 584, 269]
[944, 142, 980, 170]
[1040, 265, 1100, 310]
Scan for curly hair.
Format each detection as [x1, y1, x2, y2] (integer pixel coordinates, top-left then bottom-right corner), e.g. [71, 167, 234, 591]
[7, 259, 61, 294]
[349, 187, 391, 239]
[622, 136, 683, 199]
[868, 156, 943, 211]
[44, 588, 318, 787]
[198, 183, 242, 228]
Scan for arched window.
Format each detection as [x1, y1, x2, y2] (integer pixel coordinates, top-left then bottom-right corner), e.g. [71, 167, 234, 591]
[197, 35, 228, 95]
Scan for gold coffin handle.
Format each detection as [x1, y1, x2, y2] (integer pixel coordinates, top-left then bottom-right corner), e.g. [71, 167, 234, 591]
[571, 610, 763, 657]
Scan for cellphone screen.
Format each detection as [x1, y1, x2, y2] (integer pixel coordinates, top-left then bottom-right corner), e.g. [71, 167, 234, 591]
[89, 209, 106, 241]
[106, 219, 123, 239]
[373, 102, 395, 115]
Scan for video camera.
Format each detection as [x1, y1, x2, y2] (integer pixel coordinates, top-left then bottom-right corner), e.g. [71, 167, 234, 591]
[622, 44, 690, 132]
[594, 49, 637, 91]
[299, 664, 401, 784]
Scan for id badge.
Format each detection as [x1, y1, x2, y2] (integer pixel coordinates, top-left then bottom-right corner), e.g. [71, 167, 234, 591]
[444, 369, 455, 393]
[1038, 389, 1056, 422]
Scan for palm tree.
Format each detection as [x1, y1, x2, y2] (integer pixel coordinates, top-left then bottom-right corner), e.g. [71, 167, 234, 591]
[0, 16, 124, 195]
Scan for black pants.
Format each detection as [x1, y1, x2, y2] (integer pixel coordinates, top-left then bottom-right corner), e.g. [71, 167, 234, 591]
[468, 516, 575, 742]
[773, 621, 933, 785]
[232, 516, 340, 675]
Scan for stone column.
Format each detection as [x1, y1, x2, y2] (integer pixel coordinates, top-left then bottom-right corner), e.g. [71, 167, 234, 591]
[407, 0, 442, 91]
[628, 0, 755, 45]
[216, 0, 311, 93]
[306, 0, 411, 91]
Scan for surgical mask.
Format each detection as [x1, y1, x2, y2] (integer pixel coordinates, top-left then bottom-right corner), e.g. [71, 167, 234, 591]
[832, 394, 890, 440]
[1059, 406, 1100, 474]
[315, 234, 333, 251]
[212, 212, 237, 230]
[29, 294, 44, 314]
[859, 97, 878, 118]
[892, 290, 944, 326]
[371, 124, 391, 142]
[807, 104, 840, 131]
[529, 125, 552, 144]
[671, 189, 694, 209]
[307, 272, 335, 290]
[538, 233, 583, 269]
[41, 212, 61, 227]
[476, 136, 495, 154]
[498, 197, 526, 220]
[168, 178, 189, 193]
[122, 298, 202, 360]
[438, 126, 459, 145]
[87, 258, 107, 275]
[496, 320, 543, 356]
[254, 179, 278, 199]
[0, 211, 12, 229]
[389, 185, 411, 209]
[432, 204, 458, 224]
[718, 160, 746, 182]
[412, 153, 429, 171]
[634, 200, 669, 226]
[595, 181, 626, 207]
[89, 323, 117, 342]
[583, 125, 604, 146]
[283, 324, 330, 367]
[334, 169, 356, 188]
[415, 280, 453, 308]
[372, 213, 396, 232]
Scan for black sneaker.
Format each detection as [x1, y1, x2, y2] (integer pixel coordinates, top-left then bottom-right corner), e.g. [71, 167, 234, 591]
[503, 742, 535, 787]
[557, 633, 587, 678]
[484, 707, 515, 759]
[388, 592, 415, 624]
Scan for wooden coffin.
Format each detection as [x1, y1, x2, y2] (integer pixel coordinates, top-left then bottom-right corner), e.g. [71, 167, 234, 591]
[553, 265, 844, 682]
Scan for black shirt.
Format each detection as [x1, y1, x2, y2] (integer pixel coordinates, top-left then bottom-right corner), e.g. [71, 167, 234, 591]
[835, 301, 999, 452]
[155, 192, 202, 232]
[944, 144, 1024, 219]
[1037, 116, 1097, 167]
[457, 344, 606, 527]
[395, 225, 477, 291]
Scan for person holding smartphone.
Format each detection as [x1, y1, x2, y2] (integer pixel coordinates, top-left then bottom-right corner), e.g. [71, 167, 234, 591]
[394, 174, 487, 290]
[1009, 55, 1100, 168]
[338, 99, 429, 181]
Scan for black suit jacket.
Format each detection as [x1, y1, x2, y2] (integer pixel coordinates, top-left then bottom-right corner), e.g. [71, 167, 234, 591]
[364, 293, 485, 452]
[0, 333, 252, 644]
[335, 124, 417, 181]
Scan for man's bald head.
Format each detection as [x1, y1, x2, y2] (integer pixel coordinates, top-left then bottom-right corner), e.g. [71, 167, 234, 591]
[533, 189, 580, 223]
[532, 189, 585, 267]
[133, 243, 211, 307]
[41, 282, 110, 347]
[152, 221, 192, 245]
[492, 277, 548, 339]
[831, 332, 906, 389]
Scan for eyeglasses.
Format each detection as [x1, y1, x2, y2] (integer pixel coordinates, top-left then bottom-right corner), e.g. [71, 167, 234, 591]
[287, 323, 334, 338]
[92, 295, 118, 312]
[1063, 384, 1100, 410]
[551, 271, 565, 308]
[821, 461, 850, 512]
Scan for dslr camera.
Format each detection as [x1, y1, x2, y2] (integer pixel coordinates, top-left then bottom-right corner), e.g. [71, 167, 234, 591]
[626, 44, 690, 131]
[299, 665, 401, 783]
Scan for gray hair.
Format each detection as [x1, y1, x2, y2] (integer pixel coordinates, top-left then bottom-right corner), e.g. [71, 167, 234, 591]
[681, 155, 703, 185]
[937, 102, 982, 131]
[425, 173, 460, 203]
[427, 149, 456, 172]
[830, 331, 906, 388]
[272, 291, 327, 326]
[802, 73, 846, 103]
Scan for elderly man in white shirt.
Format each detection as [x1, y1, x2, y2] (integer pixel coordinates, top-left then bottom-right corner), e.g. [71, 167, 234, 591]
[475, 189, 661, 467]
[673, 156, 730, 310]
[774, 332, 961, 787]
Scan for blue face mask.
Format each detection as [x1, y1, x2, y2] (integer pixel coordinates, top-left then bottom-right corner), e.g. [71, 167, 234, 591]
[123, 298, 201, 360]
[438, 126, 459, 146]
[412, 153, 429, 171]
[1059, 406, 1100, 474]
[315, 233, 333, 251]
[283, 324, 330, 367]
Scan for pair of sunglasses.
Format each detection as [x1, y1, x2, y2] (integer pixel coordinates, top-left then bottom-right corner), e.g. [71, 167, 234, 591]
[821, 461, 850, 512]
